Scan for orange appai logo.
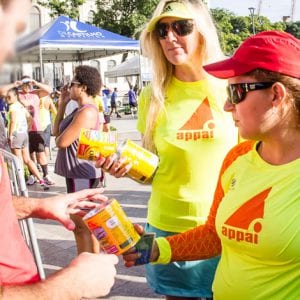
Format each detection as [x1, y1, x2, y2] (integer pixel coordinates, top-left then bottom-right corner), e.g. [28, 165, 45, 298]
[176, 97, 216, 141]
[222, 187, 272, 244]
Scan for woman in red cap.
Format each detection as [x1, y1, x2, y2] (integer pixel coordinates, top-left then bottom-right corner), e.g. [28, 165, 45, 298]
[124, 30, 300, 300]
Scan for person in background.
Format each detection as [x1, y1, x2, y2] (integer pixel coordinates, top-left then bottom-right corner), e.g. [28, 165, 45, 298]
[0, 95, 8, 126]
[124, 30, 300, 300]
[101, 86, 111, 131]
[0, 77, 55, 186]
[39, 92, 57, 159]
[97, 0, 237, 299]
[128, 84, 138, 117]
[0, 96, 9, 151]
[102, 85, 111, 114]
[0, 0, 117, 298]
[110, 87, 121, 118]
[6, 87, 48, 189]
[0, 117, 10, 151]
[103, 110, 111, 132]
[53, 65, 103, 254]
[18, 76, 55, 186]
[93, 92, 105, 132]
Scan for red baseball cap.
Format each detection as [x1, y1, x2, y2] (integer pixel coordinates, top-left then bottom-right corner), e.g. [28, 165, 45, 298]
[204, 30, 300, 79]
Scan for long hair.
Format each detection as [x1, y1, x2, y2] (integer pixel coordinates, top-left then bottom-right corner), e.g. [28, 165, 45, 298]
[140, 0, 224, 152]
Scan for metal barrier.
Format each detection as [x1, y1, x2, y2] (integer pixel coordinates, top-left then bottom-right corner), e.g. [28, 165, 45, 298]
[0, 149, 45, 280]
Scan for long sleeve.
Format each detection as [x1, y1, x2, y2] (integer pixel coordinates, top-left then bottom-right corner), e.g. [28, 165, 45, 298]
[166, 177, 224, 261]
[165, 141, 255, 262]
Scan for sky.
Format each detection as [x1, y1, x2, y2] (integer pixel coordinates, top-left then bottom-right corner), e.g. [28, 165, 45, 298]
[209, 0, 299, 22]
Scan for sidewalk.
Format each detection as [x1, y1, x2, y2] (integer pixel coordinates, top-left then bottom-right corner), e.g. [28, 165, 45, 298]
[28, 116, 163, 299]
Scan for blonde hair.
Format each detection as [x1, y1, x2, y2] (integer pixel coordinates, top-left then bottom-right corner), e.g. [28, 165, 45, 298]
[140, 0, 224, 152]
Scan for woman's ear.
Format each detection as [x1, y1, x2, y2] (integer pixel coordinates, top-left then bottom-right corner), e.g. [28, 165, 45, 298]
[271, 82, 286, 105]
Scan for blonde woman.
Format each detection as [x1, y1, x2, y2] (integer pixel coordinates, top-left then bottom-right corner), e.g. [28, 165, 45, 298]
[98, 1, 237, 299]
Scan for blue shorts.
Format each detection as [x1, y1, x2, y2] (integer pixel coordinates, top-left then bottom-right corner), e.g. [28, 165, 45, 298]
[145, 223, 219, 298]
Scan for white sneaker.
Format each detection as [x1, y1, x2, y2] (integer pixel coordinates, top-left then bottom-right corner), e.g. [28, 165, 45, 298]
[43, 175, 55, 185]
[26, 175, 36, 185]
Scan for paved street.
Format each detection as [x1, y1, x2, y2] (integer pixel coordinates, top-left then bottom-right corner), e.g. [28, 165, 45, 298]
[27, 115, 163, 299]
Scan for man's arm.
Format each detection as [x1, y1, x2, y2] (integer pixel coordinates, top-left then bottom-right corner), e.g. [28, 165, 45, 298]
[1, 252, 118, 299]
[12, 188, 108, 230]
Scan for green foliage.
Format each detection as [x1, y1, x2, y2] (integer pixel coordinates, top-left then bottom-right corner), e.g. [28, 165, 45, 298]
[37, 0, 86, 19]
[285, 21, 300, 38]
[211, 8, 296, 55]
[38, 1, 299, 53]
[93, 0, 159, 38]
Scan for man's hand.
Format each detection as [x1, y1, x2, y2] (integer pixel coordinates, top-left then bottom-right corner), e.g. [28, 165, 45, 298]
[32, 188, 108, 230]
[2, 252, 118, 299]
[65, 252, 118, 298]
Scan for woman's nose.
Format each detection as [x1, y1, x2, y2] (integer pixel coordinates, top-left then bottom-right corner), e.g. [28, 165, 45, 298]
[223, 99, 234, 112]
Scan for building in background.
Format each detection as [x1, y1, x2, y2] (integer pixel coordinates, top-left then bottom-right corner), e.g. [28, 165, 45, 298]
[9, 0, 140, 97]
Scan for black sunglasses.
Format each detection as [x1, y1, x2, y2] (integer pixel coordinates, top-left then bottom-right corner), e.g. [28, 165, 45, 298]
[155, 19, 194, 39]
[68, 81, 81, 89]
[226, 82, 275, 105]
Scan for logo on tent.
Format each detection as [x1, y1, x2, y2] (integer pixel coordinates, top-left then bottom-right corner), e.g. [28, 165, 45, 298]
[59, 20, 104, 39]
[61, 20, 87, 33]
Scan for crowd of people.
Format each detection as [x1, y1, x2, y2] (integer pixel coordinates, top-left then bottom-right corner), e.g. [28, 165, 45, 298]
[0, 0, 299, 299]
[0, 77, 56, 189]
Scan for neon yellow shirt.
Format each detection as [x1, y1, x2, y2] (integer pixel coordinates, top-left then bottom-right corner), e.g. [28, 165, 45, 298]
[137, 77, 237, 232]
[39, 96, 52, 130]
[93, 95, 104, 112]
[8, 102, 28, 133]
[213, 141, 300, 299]
[159, 140, 300, 298]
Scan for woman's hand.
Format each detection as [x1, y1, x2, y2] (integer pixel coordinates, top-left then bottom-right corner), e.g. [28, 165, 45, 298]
[58, 84, 71, 108]
[122, 224, 160, 267]
[95, 154, 132, 178]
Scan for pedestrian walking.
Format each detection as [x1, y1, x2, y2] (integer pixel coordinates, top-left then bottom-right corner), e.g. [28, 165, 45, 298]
[128, 85, 138, 118]
[110, 87, 121, 118]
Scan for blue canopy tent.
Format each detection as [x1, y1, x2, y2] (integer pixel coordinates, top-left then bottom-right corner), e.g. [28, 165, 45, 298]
[15, 15, 140, 79]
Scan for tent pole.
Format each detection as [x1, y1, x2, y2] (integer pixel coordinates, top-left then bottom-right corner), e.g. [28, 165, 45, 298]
[52, 62, 56, 88]
[137, 50, 142, 90]
[39, 47, 44, 82]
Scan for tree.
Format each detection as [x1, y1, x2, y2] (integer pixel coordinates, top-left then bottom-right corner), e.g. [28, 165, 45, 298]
[37, 1, 299, 56]
[211, 9, 246, 55]
[210, 8, 294, 55]
[285, 21, 300, 38]
[93, 0, 159, 38]
[37, 0, 86, 19]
